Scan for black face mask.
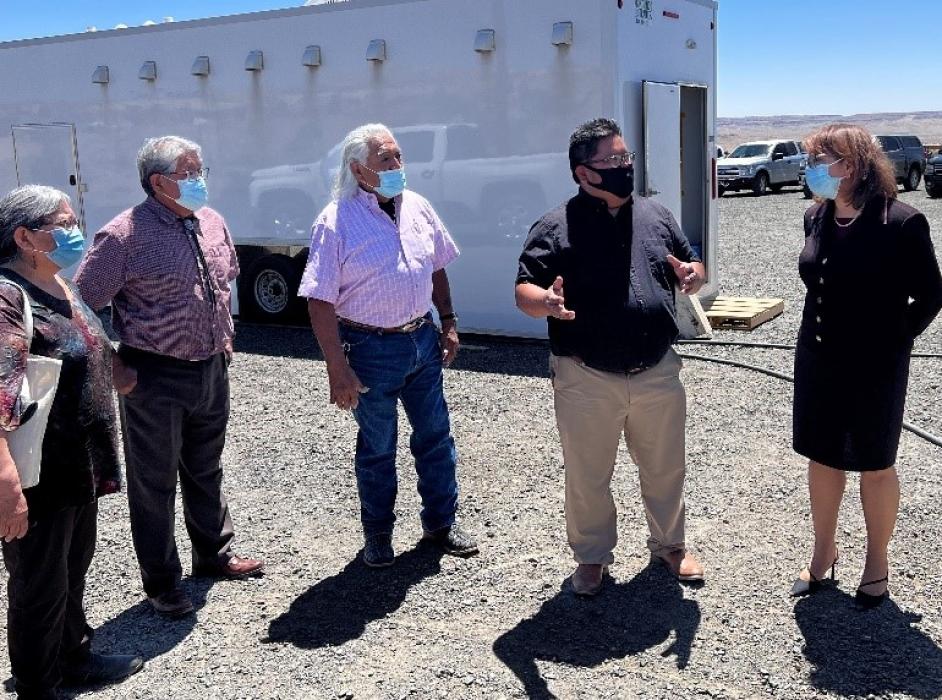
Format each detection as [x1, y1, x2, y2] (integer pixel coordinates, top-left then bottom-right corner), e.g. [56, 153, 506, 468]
[584, 164, 634, 199]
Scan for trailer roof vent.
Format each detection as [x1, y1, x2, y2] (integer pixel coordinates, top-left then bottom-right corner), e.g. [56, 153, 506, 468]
[138, 61, 157, 81]
[474, 29, 496, 53]
[191, 56, 211, 76]
[551, 22, 573, 47]
[302, 45, 322, 67]
[92, 66, 110, 84]
[245, 50, 264, 71]
[366, 39, 386, 62]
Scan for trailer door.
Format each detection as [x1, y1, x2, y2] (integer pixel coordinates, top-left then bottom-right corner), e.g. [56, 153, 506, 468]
[641, 81, 681, 222]
[12, 123, 86, 231]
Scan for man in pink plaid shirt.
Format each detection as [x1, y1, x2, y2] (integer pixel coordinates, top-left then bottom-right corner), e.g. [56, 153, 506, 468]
[301, 123, 478, 568]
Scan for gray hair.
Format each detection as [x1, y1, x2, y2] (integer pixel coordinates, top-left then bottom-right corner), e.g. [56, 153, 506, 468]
[0, 185, 71, 264]
[137, 135, 202, 196]
[332, 123, 393, 200]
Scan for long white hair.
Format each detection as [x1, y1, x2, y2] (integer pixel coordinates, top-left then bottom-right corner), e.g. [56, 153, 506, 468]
[332, 123, 393, 200]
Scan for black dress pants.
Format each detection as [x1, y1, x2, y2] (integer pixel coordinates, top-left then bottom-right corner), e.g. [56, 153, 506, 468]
[118, 348, 235, 598]
[2, 501, 97, 700]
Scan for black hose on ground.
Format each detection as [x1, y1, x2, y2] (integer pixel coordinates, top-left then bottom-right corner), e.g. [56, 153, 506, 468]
[677, 339, 941, 359]
[677, 351, 942, 450]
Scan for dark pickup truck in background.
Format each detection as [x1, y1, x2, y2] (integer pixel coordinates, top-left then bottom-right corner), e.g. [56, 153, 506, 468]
[876, 135, 926, 191]
[926, 147, 942, 198]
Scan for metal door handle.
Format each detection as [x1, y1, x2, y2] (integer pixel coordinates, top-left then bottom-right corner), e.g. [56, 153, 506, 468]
[647, 188, 660, 195]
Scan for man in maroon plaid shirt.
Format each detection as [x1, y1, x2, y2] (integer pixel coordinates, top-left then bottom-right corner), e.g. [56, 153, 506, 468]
[75, 135, 263, 618]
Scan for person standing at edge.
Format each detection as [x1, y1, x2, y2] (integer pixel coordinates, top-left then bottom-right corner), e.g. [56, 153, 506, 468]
[74, 136, 263, 618]
[515, 118, 705, 596]
[790, 123, 942, 608]
[0, 185, 143, 699]
[301, 123, 478, 567]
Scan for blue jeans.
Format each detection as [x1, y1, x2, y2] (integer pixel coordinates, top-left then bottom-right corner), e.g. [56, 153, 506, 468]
[340, 320, 459, 537]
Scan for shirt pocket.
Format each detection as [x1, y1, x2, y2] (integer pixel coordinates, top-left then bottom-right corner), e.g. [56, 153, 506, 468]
[404, 221, 436, 266]
[131, 245, 196, 297]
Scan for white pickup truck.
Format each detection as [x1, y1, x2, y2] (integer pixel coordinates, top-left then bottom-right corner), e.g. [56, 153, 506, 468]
[250, 123, 572, 245]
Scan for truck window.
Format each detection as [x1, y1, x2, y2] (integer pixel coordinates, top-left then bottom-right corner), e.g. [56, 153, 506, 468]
[900, 135, 922, 148]
[728, 144, 771, 158]
[784, 142, 798, 156]
[393, 131, 435, 163]
[445, 125, 485, 160]
[878, 136, 901, 152]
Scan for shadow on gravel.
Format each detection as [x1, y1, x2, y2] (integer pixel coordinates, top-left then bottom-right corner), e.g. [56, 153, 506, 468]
[264, 542, 444, 648]
[795, 589, 942, 698]
[84, 576, 217, 668]
[233, 323, 552, 378]
[492, 563, 701, 700]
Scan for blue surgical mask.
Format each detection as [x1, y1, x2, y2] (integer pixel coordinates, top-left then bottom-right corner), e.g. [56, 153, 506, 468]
[46, 226, 85, 270]
[174, 176, 209, 211]
[805, 159, 844, 200]
[365, 166, 407, 199]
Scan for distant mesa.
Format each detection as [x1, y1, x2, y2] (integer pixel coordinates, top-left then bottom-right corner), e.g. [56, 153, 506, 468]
[718, 110, 942, 147]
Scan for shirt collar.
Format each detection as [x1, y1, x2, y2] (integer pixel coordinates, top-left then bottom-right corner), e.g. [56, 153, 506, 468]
[574, 187, 633, 215]
[353, 186, 403, 214]
[142, 195, 204, 227]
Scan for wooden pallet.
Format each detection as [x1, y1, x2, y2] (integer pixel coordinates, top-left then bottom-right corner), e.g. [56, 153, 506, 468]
[702, 296, 784, 330]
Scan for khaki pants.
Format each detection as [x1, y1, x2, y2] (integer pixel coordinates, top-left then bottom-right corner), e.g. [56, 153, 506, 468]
[552, 349, 687, 565]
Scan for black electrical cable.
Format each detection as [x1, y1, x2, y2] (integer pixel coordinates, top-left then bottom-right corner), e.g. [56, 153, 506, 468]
[678, 351, 942, 450]
[677, 338, 941, 359]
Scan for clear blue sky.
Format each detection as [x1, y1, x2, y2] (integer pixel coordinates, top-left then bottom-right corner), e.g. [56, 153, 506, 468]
[1, 0, 938, 118]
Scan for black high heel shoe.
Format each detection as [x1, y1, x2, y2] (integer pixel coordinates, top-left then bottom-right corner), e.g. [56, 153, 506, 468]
[790, 553, 838, 597]
[855, 574, 889, 610]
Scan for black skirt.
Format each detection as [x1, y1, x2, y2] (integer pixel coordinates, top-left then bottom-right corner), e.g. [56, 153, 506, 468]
[792, 341, 911, 471]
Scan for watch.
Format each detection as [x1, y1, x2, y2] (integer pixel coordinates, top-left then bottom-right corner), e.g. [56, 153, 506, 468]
[439, 312, 458, 323]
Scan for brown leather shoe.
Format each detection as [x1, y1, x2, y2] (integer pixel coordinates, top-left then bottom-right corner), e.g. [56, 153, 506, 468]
[651, 549, 704, 582]
[570, 564, 608, 596]
[194, 554, 265, 579]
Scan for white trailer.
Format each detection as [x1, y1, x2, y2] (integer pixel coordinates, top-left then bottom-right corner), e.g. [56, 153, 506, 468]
[0, 0, 719, 337]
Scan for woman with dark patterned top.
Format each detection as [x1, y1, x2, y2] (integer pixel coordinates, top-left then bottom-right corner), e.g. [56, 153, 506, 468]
[0, 185, 142, 699]
[790, 125, 942, 609]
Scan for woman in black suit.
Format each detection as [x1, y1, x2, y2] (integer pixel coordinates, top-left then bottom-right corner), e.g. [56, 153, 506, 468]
[790, 124, 942, 608]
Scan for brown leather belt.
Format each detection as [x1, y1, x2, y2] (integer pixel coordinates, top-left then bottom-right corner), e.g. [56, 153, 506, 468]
[337, 315, 429, 334]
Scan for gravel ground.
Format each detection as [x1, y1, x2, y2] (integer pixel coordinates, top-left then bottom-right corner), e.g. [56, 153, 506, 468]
[2, 188, 941, 700]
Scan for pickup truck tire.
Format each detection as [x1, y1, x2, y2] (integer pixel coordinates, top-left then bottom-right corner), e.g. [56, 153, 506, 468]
[239, 254, 305, 323]
[802, 182, 813, 199]
[903, 166, 921, 192]
[717, 184, 727, 197]
[927, 183, 941, 199]
[751, 172, 769, 196]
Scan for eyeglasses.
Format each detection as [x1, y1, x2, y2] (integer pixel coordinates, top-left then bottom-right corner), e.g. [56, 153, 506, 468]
[165, 167, 210, 181]
[807, 155, 842, 169]
[586, 152, 636, 168]
[32, 219, 78, 233]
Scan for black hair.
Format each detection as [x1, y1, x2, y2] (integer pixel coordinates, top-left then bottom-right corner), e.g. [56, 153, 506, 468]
[568, 118, 623, 184]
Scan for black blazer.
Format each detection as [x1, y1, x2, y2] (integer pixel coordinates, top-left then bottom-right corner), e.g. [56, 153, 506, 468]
[799, 196, 942, 354]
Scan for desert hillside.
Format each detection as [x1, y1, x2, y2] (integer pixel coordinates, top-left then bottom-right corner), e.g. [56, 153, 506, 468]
[717, 110, 942, 151]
